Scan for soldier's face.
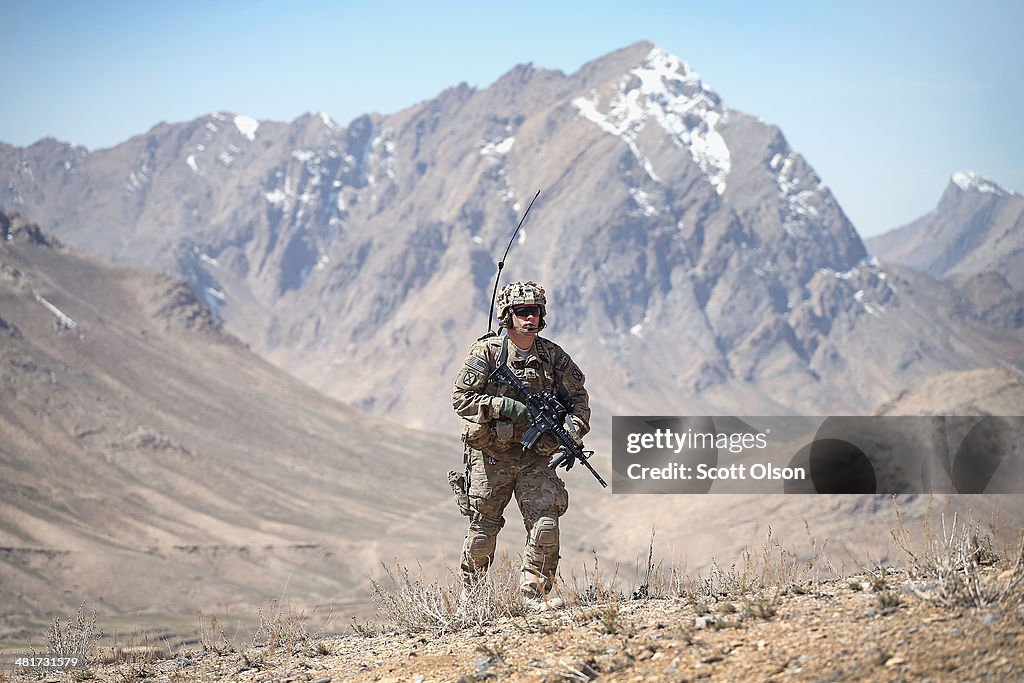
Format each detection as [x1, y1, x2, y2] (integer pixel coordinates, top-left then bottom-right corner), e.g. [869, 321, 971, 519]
[512, 305, 541, 318]
[512, 306, 541, 331]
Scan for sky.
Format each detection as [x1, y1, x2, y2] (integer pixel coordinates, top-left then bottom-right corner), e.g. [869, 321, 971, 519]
[1, 1, 1021, 237]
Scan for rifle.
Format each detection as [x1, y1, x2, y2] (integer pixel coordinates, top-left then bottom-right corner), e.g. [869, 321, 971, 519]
[489, 338, 608, 488]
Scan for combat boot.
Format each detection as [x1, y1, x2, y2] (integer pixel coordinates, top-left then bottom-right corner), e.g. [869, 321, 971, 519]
[523, 594, 564, 613]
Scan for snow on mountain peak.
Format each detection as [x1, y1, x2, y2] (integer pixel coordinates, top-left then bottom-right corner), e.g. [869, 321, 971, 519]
[951, 171, 1012, 196]
[233, 115, 259, 141]
[572, 46, 731, 194]
[633, 46, 702, 92]
[318, 112, 339, 131]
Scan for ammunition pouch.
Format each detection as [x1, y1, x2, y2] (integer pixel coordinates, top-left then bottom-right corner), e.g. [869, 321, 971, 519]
[461, 418, 495, 450]
[494, 419, 515, 444]
[448, 469, 471, 517]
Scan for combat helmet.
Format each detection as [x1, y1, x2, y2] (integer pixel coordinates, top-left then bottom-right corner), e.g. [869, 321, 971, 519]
[496, 280, 547, 330]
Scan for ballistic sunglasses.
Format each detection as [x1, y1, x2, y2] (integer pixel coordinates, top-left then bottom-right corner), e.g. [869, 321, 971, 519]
[512, 305, 542, 317]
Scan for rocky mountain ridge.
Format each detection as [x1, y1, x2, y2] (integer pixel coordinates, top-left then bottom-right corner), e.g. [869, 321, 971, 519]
[867, 172, 1024, 289]
[1, 42, 1020, 436]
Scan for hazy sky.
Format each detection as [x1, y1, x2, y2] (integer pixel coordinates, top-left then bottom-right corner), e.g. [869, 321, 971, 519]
[2, 1, 1020, 237]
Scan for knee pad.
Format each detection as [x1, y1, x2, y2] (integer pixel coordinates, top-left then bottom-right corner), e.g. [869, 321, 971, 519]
[530, 516, 559, 548]
[463, 526, 498, 575]
[467, 521, 500, 552]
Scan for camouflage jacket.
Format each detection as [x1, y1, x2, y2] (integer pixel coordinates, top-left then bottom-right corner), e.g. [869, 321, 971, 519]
[452, 333, 590, 458]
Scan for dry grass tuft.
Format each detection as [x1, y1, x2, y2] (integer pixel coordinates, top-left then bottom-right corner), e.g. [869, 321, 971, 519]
[197, 613, 235, 655]
[365, 526, 839, 638]
[251, 598, 328, 652]
[368, 554, 526, 636]
[892, 505, 1024, 609]
[662, 524, 836, 610]
[43, 601, 103, 661]
[557, 550, 623, 609]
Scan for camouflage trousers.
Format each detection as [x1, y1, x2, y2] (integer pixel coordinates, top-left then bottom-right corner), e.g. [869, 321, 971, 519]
[460, 446, 570, 599]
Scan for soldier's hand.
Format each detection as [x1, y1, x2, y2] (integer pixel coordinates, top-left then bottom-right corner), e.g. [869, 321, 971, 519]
[499, 397, 530, 424]
[556, 451, 576, 471]
[566, 416, 585, 445]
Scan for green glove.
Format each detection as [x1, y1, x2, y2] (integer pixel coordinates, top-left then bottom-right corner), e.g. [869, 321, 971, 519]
[499, 397, 530, 424]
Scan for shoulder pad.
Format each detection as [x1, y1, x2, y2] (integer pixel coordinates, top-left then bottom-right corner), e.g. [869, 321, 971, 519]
[468, 333, 503, 357]
[476, 331, 499, 341]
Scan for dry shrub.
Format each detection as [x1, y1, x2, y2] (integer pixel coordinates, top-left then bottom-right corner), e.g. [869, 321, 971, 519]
[44, 601, 103, 661]
[250, 598, 331, 655]
[198, 613, 234, 655]
[369, 524, 838, 638]
[893, 507, 1024, 609]
[665, 524, 835, 605]
[556, 550, 622, 609]
[368, 554, 525, 636]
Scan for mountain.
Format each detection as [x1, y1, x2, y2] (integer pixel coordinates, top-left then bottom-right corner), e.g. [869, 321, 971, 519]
[0, 211, 463, 640]
[875, 366, 1024, 416]
[867, 172, 1024, 289]
[1, 42, 1019, 436]
[7, 210, 977, 652]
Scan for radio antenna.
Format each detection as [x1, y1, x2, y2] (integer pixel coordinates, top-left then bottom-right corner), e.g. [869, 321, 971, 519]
[486, 189, 541, 333]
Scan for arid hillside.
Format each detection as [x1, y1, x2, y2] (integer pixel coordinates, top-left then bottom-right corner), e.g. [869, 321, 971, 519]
[3, 209, 1023, 652]
[0, 212, 464, 640]
[7, 511, 1022, 682]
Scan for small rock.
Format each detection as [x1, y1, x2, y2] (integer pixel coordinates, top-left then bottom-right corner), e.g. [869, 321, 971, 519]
[884, 656, 906, 667]
[981, 613, 1000, 624]
[905, 581, 937, 596]
[694, 615, 717, 629]
[861, 608, 877, 618]
[415, 676, 425, 683]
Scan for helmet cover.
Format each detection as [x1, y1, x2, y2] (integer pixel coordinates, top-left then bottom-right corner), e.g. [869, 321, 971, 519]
[496, 280, 547, 326]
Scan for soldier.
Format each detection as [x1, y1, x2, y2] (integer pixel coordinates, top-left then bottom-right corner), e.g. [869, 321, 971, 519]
[452, 280, 590, 610]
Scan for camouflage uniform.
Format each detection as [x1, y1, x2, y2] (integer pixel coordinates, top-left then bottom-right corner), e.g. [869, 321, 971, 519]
[452, 282, 590, 600]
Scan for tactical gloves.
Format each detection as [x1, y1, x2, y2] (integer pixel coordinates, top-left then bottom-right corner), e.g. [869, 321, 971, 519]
[498, 397, 530, 424]
[566, 415, 585, 444]
[553, 416, 586, 470]
[555, 451, 576, 471]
